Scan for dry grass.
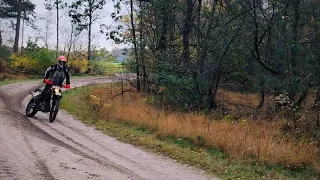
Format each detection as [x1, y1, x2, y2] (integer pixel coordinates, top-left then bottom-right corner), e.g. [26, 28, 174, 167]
[0, 73, 33, 86]
[0, 72, 28, 81]
[216, 89, 273, 109]
[88, 85, 320, 171]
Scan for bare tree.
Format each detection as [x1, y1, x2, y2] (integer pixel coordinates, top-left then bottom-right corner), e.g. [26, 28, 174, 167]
[0, 0, 35, 52]
[69, 0, 106, 73]
[35, 11, 54, 49]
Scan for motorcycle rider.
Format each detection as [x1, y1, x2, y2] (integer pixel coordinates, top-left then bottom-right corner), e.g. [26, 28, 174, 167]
[34, 55, 71, 110]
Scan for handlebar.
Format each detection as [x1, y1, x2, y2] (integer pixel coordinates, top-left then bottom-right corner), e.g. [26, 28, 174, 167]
[44, 79, 70, 89]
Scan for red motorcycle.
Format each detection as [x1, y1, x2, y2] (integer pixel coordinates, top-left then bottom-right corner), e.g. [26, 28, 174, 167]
[26, 79, 69, 123]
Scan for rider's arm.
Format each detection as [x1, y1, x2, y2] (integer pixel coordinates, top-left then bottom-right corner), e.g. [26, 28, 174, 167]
[44, 65, 56, 79]
[65, 67, 70, 85]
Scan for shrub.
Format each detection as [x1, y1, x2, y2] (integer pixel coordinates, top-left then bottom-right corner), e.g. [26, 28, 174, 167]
[0, 45, 11, 72]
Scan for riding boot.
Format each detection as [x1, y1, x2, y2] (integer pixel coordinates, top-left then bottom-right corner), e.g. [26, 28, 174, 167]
[37, 84, 52, 110]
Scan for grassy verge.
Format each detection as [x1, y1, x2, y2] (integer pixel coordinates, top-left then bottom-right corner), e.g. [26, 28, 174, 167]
[0, 79, 37, 86]
[0, 77, 41, 86]
[0, 72, 106, 86]
[60, 85, 319, 180]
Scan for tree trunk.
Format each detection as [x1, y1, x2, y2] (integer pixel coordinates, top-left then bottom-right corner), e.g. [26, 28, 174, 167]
[157, 6, 168, 51]
[251, 0, 280, 75]
[87, 12, 92, 71]
[45, 16, 49, 49]
[21, 11, 25, 50]
[130, 0, 141, 92]
[182, 0, 194, 66]
[0, 30, 2, 45]
[197, 0, 201, 65]
[193, 0, 202, 110]
[193, 72, 202, 110]
[86, 0, 93, 74]
[56, 0, 59, 58]
[88, 0, 92, 61]
[291, 0, 301, 69]
[257, 81, 265, 109]
[317, 106, 320, 128]
[139, 0, 147, 92]
[199, 0, 217, 74]
[183, 1, 202, 109]
[13, 0, 22, 53]
[288, 0, 301, 101]
[314, 86, 320, 107]
[208, 67, 221, 110]
[295, 90, 307, 107]
[67, 24, 75, 61]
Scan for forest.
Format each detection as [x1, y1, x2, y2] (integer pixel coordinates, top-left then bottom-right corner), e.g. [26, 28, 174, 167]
[1, 0, 320, 178]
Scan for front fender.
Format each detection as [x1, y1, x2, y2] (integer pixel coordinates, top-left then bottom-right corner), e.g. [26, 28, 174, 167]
[53, 94, 62, 101]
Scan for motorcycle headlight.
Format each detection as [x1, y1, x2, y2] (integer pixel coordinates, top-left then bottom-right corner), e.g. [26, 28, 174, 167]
[54, 88, 62, 96]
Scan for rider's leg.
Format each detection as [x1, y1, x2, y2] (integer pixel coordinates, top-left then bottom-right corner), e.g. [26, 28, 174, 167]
[43, 84, 53, 110]
[34, 84, 52, 104]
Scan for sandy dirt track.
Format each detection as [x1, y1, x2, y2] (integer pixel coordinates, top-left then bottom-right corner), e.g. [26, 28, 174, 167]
[0, 77, 216, 180]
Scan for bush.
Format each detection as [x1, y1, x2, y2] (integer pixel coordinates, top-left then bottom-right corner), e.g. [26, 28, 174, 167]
[70, 57, 89, 74]
[9, 53, 35, 73]
[156, 73, 196, 110]
[9, 48, 56, 74]
[8, 41, 56, 74]
[0, 45, 11, 72]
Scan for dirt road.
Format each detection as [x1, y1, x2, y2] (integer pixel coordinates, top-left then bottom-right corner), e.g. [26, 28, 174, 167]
[0, 77, 216, 180]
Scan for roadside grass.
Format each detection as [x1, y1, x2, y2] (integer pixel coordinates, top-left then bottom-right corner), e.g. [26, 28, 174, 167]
[0, 73, 41, 85]
[0, 72, 107, 86]
[60, 84, 320, 179]
[0, 79, 39, 86]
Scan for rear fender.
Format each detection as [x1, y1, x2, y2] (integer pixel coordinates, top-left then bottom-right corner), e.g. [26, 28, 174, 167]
[30, 91, 41, 98]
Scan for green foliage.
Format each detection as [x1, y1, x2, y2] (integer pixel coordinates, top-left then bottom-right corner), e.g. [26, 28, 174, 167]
[0, 0, 35, 19]
[68, 0, 106, 30]
[223, 114, 235, 123]
[9, 41, 55, 74]
[223, 46, 252, 91]
[25, 43, 56, 72]
[0, 45, 11, 72]
[70, 57, 89, 74]
[0, 45, 11, 60]
[116, 0, 320, 114]
[156, 73, 196, 110]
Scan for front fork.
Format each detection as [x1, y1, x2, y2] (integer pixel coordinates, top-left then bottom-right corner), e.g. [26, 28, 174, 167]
[50, 94, 62, 110]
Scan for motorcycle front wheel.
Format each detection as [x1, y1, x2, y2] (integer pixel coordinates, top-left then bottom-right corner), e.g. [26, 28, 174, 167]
[49, 98, 59, 123]
[26, 98, 38, 117]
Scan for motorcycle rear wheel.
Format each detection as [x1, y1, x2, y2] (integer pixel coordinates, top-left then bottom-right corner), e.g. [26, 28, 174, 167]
[26, 98, 38, 117]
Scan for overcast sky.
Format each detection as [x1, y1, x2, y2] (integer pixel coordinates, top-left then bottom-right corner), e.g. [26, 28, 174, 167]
[23, 0, 125, 51]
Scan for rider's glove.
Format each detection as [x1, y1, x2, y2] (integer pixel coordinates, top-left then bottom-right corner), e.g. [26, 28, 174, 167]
[43, 79, 52, 85]
[64, 84, 71, 89]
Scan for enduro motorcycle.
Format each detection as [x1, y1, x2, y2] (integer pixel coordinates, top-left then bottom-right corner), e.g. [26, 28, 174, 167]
[26, 79, 69, 123]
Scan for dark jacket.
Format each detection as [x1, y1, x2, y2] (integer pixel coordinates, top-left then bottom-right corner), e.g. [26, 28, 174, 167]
[44, 64, 70, 86]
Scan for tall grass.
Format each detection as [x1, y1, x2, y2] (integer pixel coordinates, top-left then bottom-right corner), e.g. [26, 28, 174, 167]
[216, 89, 273, 108]
[88, 85, 320, 172]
